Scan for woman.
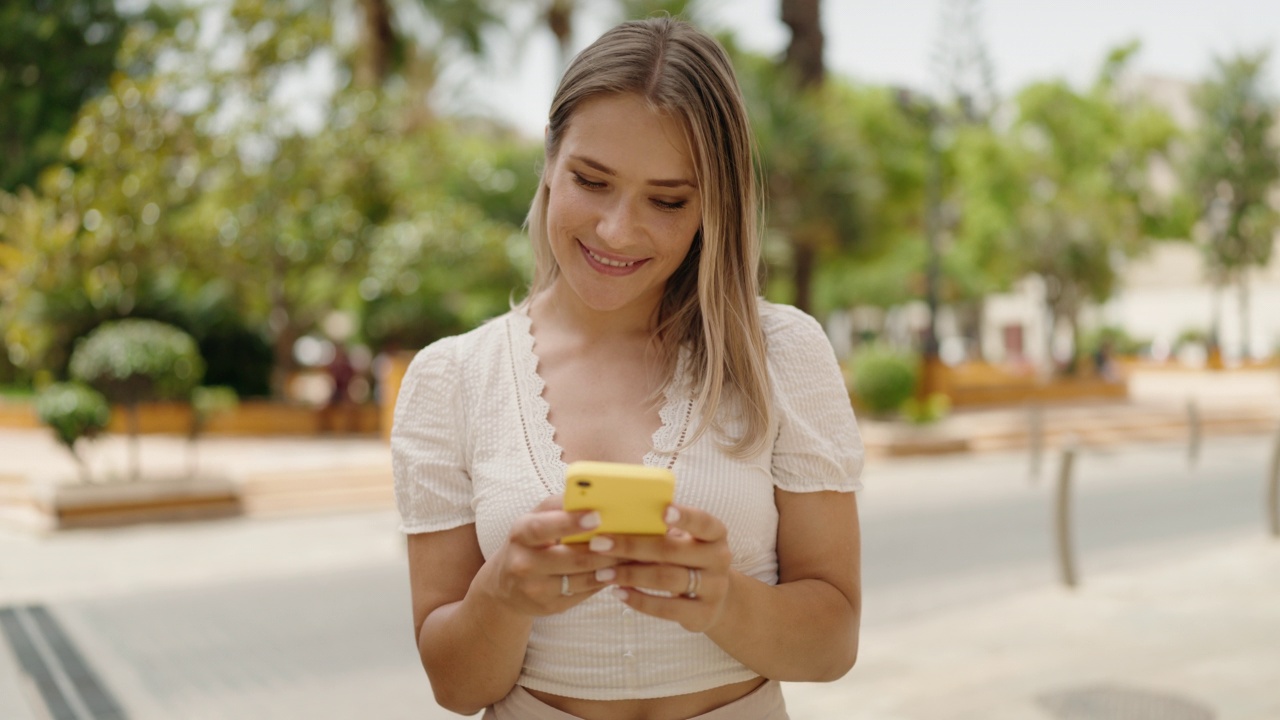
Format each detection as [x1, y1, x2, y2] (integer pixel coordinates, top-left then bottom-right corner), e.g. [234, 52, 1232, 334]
[392, 17, 864, 720]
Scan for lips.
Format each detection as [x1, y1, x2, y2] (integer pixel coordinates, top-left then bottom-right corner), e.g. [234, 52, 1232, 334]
[579, 241, 648, 275]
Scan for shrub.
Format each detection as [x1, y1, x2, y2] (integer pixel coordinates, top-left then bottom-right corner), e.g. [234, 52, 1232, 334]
[848, 344, 919, 417]
[901, 393, 951, 425]
[34, 382, 110, 482]
[1173, 327, 1210, 350]
[69, 319, 206, 403]
[1082, 325, 1148, 358]
[190, 385, 238, 437]
[69, 319, 206, 480]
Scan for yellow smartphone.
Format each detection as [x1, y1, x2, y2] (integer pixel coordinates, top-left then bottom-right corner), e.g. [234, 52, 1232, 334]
[560, 461, 676, 544]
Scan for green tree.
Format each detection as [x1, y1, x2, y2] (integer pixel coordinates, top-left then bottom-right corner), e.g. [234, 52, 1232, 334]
[69, 319, 205, 481]
[35, 382, 110, 484]
[1186, 50, 1280, 360]
[0, 0, 128, 192]
[0, 15, 215, 384]
[1007, 44, 1182, 373]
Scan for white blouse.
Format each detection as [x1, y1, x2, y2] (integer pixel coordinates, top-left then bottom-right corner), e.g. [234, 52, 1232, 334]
[391, 299, 864, 700]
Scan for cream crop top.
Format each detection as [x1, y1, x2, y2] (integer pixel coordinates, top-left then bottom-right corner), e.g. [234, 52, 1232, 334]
[391, 299, 864, 700]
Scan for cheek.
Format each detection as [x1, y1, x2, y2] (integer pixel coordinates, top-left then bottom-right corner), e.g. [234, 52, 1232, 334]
[658, 210, 702, 256]
[546, 182, 592, 233]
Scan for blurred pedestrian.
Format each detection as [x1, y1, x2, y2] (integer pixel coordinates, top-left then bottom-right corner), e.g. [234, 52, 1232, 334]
[320, 343, 356, 433]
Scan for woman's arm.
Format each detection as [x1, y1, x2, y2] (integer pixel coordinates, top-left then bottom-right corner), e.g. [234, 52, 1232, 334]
[707, 489, 861, 680]
[408, 526, 526, 715]
[601, 489, 861, 681]
[408, 504, 618, 715]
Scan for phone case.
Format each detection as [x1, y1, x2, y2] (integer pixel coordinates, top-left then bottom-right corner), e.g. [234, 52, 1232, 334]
[561, 461, 676, 543]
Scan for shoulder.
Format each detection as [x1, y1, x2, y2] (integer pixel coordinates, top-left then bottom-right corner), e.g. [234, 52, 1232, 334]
[757, 299, 832, 355]
[404, 310, 516, 379]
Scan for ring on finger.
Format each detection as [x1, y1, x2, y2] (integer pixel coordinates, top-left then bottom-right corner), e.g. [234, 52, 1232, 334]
[683, 568, 701, 599]
[561, 574, 573, 597]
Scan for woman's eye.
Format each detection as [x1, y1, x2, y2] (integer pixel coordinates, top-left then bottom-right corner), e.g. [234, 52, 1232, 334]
[652, 198, 687, 211]
[572, 173, 606, 190]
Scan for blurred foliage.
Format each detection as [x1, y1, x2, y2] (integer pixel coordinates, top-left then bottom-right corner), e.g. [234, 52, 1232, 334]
[997, 44, 1181, 371]
[0, 0, 127, 192]
[1188, 51, 1280, 276]
[360, 198, 526, 350]
[0, 0, 537, 399]
[69, 318, 205, 405]
[1081, 324, 1149, 357]
[191, 384, 238, 436]
[901, 392, 951, 425]
[1, 0, 1272, 406]
[34, 380, 110, 482]
[1174, 326, 1211, 350]
[847, 343, 920, 418]
[1186, 50, 1280, 356]
[732, 45, 911, 313]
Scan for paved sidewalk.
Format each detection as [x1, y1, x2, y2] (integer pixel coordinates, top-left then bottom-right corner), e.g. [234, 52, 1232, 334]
[786, 533, 1280, 719]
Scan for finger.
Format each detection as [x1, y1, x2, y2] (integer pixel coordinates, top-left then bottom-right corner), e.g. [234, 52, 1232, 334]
[611, 588, 706, 632]
[607, 562, 696, 595]
[589, 532, 719, 567]
[663, 504, 728, 543]
[555, 568, 618, 597]
[541, 543, 622, 575]
[533, 495, 564, 512]
[510, 509, 601, 548]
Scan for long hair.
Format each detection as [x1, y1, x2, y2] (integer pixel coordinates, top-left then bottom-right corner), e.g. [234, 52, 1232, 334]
[523, 17, 771, 458]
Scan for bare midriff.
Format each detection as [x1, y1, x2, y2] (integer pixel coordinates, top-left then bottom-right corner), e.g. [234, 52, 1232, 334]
[526, 677, 766, 720]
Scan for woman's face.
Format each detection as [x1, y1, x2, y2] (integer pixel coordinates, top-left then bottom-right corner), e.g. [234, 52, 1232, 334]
[543, 93, 703, 320]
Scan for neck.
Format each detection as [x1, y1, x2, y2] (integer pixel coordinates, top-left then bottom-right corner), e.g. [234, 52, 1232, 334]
[533, 280, 662, 344]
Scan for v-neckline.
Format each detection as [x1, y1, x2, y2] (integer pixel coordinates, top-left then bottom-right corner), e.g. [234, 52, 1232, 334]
[507, 308, 692, 495]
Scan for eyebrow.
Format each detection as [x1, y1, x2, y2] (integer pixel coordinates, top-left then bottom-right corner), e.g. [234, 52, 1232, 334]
[572, 155, 696, 189]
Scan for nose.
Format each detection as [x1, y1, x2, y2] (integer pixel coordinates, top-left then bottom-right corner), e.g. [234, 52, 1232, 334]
[596, 196, 639, 249]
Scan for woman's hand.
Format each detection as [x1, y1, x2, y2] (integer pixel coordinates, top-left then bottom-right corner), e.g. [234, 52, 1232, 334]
[484, 496, 621, 617]
[587, 504, 733, 633]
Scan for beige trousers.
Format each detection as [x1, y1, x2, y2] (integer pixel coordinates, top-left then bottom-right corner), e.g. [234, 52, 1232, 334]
[482, 680, 789, 720]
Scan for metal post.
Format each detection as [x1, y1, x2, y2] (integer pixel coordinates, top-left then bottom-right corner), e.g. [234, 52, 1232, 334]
[1054, 441, 1079, 588]
[1028, 403, 1044, 483]
[1187, 397, 1201, 470]
[1268, 421, 1280, 538]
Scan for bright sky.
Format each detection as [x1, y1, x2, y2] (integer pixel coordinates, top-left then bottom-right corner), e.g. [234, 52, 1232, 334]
[442, 0, 1280, 137]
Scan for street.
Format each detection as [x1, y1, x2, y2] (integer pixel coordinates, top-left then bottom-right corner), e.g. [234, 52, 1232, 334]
[2, 435, 1276, 719]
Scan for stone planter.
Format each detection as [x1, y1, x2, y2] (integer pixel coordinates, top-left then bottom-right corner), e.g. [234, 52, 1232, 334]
[13, 475, 241, 531]
[861, 419, 971, 458]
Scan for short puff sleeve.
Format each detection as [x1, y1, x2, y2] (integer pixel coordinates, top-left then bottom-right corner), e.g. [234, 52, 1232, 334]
[391, 336, 474, 533]
[767, 306, 865, 493]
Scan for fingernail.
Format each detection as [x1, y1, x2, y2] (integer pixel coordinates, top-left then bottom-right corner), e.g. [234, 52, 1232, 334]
[665, 506, 680, 524]
[589, 535, 613, 552]
[612, 588, 629, 602]
[580, 511, 601, 530]
[595, 567, 616, 582]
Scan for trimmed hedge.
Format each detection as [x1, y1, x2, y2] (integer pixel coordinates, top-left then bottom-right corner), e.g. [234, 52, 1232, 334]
[35, 382, 110, 467]
[69, 319, 205, 404]
[849, 344, 919, 417]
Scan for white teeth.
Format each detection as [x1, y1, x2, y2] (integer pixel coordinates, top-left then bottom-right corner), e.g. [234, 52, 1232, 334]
[587, 248, 638, 268]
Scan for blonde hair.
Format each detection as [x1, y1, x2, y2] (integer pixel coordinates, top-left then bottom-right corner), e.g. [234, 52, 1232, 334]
[523, 17, 771, 457]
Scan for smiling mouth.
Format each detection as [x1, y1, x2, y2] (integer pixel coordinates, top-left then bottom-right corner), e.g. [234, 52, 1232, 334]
[583, 245, 643, 268]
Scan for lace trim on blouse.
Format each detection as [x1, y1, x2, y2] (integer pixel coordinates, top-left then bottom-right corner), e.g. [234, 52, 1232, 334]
[506, 308, 692, 497]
